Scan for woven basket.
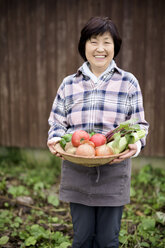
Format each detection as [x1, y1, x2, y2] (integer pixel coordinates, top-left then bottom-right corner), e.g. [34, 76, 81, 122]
[54, 142, 129, 167]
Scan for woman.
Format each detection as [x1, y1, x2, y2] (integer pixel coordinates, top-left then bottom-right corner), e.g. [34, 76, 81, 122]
[47, 17, 149, 248]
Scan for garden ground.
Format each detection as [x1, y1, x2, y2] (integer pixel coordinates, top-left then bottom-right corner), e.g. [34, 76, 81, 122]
[0, 147, 165, 248]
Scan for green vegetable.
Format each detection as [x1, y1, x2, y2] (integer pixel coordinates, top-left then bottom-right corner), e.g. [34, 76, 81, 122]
[128, 129, 146, 144]
[89, 132, 96, 137]
[60, 134, 72, 149]
[107, 133, 128, 154]
[105, 118, 139, 142]
[62, 134, 72, 142]
[106, 119, 146, 154]
[59, 139, 66, 149]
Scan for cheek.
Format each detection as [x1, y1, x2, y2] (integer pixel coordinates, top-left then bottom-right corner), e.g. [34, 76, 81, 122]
[112, 46, 115, 57]
[85, 44, 90, 57]
[85, 48, 92, 62]
[85, 47, 88, 58]
[108, 48, 114, 59]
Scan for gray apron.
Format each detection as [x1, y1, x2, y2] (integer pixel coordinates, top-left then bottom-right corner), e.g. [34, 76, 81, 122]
[59, 158, 131, 206]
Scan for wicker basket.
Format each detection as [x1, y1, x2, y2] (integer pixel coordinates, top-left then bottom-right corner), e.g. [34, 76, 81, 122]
[54, 142, 129, 167]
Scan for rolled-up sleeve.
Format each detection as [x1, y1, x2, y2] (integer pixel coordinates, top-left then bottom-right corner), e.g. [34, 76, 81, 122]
[128, 76, 149, 148]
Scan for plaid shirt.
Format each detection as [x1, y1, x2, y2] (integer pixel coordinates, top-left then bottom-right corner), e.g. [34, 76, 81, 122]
[48, 62, 149, 147]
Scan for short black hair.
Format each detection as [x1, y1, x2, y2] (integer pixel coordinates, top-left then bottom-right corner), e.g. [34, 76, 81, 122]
[78, 16, 122, 61]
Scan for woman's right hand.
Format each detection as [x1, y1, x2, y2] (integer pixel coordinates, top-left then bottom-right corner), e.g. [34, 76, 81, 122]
[47, 140, 64, 159]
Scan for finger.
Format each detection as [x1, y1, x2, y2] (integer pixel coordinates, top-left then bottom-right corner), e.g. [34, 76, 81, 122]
[48, 146, 58, 155]
[56, 153, 62, 157]
[54, 153, 65, 160]
[128, 143, 137, 149]
[50, 149, 57, 155]
[109, 158, 125, 164]
[119, 150, 136, 159]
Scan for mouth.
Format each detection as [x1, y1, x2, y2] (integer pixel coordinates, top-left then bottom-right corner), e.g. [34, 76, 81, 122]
[94, 55, 106, 59]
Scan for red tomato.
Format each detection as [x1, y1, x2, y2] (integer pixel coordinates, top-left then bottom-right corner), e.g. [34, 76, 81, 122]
[71, 130, 90, 147]
[90, 133, 106, 147]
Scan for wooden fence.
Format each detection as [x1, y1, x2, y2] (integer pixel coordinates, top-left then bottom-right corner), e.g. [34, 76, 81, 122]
[0, 0, 165, 156]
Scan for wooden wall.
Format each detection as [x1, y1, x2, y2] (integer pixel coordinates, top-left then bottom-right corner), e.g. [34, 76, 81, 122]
[0, 0, 165, 156]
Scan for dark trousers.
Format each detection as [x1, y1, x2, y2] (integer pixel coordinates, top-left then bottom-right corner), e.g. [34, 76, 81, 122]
[70, 203, 123, 248]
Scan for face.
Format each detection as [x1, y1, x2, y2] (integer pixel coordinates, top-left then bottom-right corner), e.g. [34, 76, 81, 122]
[85, 32, 114, 76]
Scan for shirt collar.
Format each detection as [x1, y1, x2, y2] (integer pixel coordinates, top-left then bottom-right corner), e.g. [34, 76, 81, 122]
[75, 59, 122, 80]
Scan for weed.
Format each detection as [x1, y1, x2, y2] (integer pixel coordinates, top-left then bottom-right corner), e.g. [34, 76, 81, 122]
[0, 148, 164, 247]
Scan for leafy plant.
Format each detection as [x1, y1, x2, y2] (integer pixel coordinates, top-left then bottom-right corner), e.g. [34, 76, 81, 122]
[48, 194, 60, 207]
[8, 185, 30, 198]
[0, 236, 9, 245]
[119, 164, 165, 248]
[0, 147, 164, 247]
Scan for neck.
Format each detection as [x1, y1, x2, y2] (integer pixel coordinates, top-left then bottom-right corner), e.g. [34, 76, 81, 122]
[90, 66, 107, 77]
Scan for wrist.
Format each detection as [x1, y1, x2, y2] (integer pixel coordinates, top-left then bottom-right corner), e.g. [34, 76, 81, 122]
[131, 140, 142, 158]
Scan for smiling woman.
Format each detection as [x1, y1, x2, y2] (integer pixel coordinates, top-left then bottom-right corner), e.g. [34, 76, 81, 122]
[47, 16, 149, 248]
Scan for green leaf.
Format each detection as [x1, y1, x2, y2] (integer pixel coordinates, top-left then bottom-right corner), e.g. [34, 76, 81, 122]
[119, 118, 138, 129]
[48, 194, 59, 207]
[157, 194, 165, 206]
[15, 216, 23, 223]
[140, 241, 150, 247]
[33, 181, 44, 191]
[0, 178, 6, 191]
[89, 132, 95, 137]
[119, 235, 128, 244]
[119, 229, 128, 244]
[138, 217, 156, 231]
[111, 133, 121, 152]
[8, 185, 30, 198]
[29, 224, 48, 239]
[62, 134, 72, 142]
[60, 138, 66, 149]
[156, 211, 165, 225]
[130, 186, 136, 197]
[57, 242, 71, 248]
[24, 236, 37, 246]
[0, 236, 9, 245]
[129, 124, 140, 130]
[19, 230, 29, 240]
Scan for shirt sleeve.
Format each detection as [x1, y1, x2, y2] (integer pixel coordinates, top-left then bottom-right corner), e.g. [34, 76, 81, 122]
[48, 81, 68, 140]
[127, 76, 149, 149]
[131, 140, 142, 158]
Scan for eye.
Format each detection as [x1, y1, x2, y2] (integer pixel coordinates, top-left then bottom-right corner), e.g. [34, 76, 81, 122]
[91, 41, 97, 44]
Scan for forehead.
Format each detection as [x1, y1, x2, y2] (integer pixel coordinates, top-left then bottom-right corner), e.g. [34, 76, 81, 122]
[90, 32, 113, 39]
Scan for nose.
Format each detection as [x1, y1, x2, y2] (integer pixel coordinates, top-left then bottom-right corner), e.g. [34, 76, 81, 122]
[96, 43, 105, 52]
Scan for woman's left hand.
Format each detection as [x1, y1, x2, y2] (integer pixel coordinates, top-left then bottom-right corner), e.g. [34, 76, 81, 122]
[110, 144, 137, 164]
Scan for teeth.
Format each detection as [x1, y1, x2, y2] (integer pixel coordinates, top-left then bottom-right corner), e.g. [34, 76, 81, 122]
[95, 55, 105, 58]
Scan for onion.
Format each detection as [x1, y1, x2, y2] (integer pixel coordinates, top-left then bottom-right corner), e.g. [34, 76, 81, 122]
[81, 140, 95, 147]
[65, 147, 77, 154]
[75, 144, 95, 157]
[95, 144, 114, 156]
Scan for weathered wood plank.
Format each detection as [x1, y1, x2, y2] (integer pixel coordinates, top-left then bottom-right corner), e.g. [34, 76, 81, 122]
[35, 0, 47, 147]
[56, 0, 67, 87]
[45, 0, 58, 113]
[7, 0, 21, 146]
[66, 0, 79, 75]
[16, 0, 29, 147]
[143, 1, 161, 156]
[26, 0, 38, 147]
[150, 0, 165, 156]
[0, 0, 11, 145]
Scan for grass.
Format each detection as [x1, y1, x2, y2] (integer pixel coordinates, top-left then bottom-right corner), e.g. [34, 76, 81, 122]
[0, 147, 165, 247]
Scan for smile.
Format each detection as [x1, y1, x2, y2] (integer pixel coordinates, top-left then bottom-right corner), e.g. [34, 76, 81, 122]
[94, 55, 106, 58]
